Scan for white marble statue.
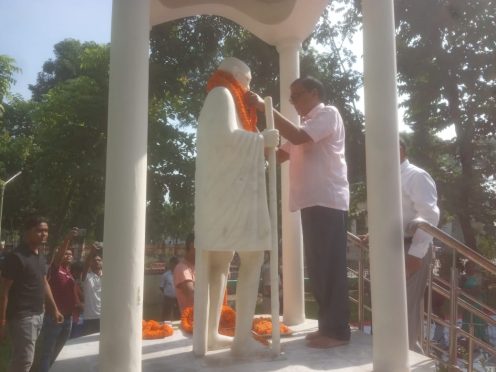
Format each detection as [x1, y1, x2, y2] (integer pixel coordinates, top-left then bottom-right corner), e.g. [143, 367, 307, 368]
[193, 57, 279, 357]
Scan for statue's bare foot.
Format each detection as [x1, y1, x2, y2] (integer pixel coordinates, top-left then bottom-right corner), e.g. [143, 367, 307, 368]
[231, 333, 271, 360]
[208, 333, 233, 351]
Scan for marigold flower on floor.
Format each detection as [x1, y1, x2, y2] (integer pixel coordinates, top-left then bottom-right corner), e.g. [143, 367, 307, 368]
[252, 317, 291, 335]
[142, 319, 174, 339]
[180, 307, 290, 338]
[180, 305, 236, 335]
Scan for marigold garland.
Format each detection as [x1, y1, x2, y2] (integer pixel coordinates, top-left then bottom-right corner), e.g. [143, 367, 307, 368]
[252, 317, 291, 336]
[206, 70, 258, 133]
[180, 306, 291, 338]
[180, 305, 236, 335]
[142, 319, 174, 339]
[180, 306, 194, 333]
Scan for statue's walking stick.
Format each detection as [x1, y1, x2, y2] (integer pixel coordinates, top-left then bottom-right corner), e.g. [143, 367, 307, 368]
[264, 96, 281, 355]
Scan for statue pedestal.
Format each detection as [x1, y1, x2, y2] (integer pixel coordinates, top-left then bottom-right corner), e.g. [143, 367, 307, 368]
[50, 319, 435, 371]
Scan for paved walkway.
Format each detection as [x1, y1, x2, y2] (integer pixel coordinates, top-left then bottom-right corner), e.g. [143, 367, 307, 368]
[51, 320, 436, 371]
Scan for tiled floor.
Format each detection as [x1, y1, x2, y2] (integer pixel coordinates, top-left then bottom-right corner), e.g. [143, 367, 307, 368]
[51, 319, 436, 371]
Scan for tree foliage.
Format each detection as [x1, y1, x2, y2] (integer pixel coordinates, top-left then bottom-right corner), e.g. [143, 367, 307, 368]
[2, 3, 365, 246]
[146, 97, 195, 241]
[395, 0, 496, 253]
[1, 40, 111, 243]
[2, 39, 197, 244]
[0, 55, 20, 116]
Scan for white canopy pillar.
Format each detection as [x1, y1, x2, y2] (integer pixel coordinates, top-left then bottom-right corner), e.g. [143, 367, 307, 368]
[363, 0, 410, 371]
[100, 0, 150, 371]
[277, 39, 306, 326]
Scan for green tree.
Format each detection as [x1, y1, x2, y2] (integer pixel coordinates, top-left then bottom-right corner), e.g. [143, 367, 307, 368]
[395, 0, 496, 253]
[28, 40, 110, 241]
[24, 39, 197, 244]
[0, 56, 35, 242]
[0, 55, 20, 115]
[146, 98, 196, 241]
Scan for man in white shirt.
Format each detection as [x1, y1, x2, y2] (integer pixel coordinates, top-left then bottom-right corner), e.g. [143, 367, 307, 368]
[160, 256, 179, 321]
[81, 243, 103, 336]
[249, 76, 350, 348]
[400, 139, 440, 353]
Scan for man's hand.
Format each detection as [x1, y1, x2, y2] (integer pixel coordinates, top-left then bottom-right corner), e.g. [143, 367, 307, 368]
[262, 129, 279, 148]
[246, 91, 265, 112]
[54, 310, 64, 324]
[87, 242, 101, 258]
[358, 234, 369, 244]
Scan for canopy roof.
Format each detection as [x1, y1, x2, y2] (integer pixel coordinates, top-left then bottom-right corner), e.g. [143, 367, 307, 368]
[151, 0, 327, 45]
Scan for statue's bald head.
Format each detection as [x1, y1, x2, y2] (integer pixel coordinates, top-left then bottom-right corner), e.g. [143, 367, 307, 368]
[218, 57, 252, 92]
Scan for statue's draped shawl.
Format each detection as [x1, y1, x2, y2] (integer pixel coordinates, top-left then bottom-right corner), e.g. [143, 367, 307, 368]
[195, 87, 271, 252]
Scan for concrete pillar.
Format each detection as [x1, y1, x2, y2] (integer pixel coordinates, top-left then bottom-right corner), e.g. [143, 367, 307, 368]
[362, 0, 410, 371]
[100, 0, 150, 371]
[277, 39, 305, 325]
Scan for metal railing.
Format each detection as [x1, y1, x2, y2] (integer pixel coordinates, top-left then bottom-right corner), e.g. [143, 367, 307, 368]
[346, 221, 496, 371]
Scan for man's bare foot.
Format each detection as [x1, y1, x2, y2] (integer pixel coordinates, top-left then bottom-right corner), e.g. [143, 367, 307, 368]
[307, 335, 349, 349]
[305, 330, 321, 341]
[208, 333, 233, 351]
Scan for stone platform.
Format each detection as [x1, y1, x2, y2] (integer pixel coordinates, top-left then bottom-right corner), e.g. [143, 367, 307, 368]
[51, 319, 436, 371]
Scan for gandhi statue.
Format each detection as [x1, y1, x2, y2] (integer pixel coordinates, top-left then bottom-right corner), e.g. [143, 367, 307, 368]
[193, 57, 279, 357]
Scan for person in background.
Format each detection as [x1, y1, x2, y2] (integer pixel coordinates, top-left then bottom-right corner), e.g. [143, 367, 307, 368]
[360, 139, 440, 353]
[0, 216, 63, 372]
[31, 227, 81, 372]
[399, 139, 440, 353]
[69, 261, 84, 338]
[160, 256, 180, 321]
[259, 252, 282, 314]
[260, 252, 271, 314]
[80, 243, 103, 336]
[173, 234, 195, 313]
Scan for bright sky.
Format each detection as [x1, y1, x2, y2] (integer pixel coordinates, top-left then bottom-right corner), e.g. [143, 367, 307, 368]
[0, 0, 112, 99]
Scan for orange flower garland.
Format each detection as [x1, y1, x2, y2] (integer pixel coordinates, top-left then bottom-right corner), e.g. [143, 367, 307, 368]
[142, 319, 173, 339]
[180, 306, 291, 339]
[180, 305, 236, 335]
[180, 306, 194, 333]
[206, 70, 258, 133]
[219, 305, 236, 335]
[252, 317, 291, 336]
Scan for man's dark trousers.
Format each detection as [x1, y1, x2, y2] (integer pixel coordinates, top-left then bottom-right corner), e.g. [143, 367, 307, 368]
[301, 206, 350, 341]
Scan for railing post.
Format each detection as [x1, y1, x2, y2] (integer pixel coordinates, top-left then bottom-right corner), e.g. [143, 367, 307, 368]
[449, 251, 459, 369]
[468, 320, 474, 372]
[425, 248, 434, 355]
[358, 247, 364, 330]
[420, 295, 425, 348]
